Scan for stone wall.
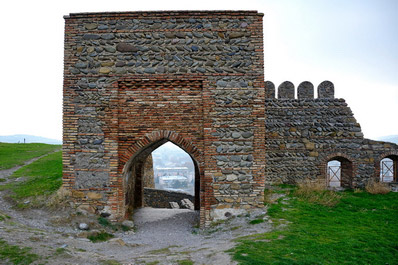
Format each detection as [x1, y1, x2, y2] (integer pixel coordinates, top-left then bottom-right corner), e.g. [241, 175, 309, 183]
[142, 154, 154, 189]
[143, 188, 194, 209]
[63, 11, 265, 226]
[265, 81, 398, 187]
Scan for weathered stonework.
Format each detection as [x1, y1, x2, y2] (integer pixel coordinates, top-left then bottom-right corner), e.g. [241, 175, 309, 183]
[63, 11, 265, 227]
[265, 81, 398, 187]
[142, 155, 154, 189]
[63, 11, 398, 227]
[143, 188, 194, 209]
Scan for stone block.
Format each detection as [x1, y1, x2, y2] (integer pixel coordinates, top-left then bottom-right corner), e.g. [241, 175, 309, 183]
[109, 238, 126, 246]
[76, 204, 96, 215]
[87, 192, 102, 200]
[305, 142, 315, 150]
[99, 67, 111, 74]
[224, 198, 235, 203]
[72, 191, 85, 198]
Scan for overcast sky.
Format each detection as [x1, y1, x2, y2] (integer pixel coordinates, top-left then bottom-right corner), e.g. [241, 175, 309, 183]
[0, 0, 397, 140]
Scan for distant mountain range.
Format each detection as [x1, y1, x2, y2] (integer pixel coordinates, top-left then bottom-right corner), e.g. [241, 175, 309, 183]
[0, 134, 61, 145]
[377, 135, 398, 144]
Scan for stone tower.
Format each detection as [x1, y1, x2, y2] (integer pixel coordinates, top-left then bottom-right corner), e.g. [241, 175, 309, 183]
[63, 11, 265, 226]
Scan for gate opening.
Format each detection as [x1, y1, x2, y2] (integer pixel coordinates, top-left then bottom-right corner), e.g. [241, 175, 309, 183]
[123, 139, 200, 216]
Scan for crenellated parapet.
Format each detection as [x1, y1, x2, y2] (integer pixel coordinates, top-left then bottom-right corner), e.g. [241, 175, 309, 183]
[265, 80, 334, 99]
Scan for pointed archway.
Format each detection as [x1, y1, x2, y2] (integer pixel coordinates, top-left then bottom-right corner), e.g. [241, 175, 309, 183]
[120, 131, 202, 219]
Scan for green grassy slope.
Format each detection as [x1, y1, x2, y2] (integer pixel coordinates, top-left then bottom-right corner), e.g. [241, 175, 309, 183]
[0, 143, 61, 170]
[0, 239, 39, 265]
[232, 188, 398, 264]
[0, 151, 63, 208]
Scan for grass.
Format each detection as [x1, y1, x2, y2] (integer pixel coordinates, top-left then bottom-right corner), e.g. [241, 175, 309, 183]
[55, 248, 67, 255]
[147, 247, 172, 255]
[232, 187, 398, 264]
[100, 260, 122, 265]
[98, 217, 132, 232]
[87, 232, 114, 243]
[294, 180, 342, 207]
[0, 211, 11, 221]
[249, 219, 264, 225]
[0, 215, 9, 221]
[10, 151, 62, 180]
[177, 259, 194, 265]
[0, 239, 39, 265]
[0, 143, 60, 170]
[365, 180, 391, 194]
[0, 151, 63, 208]
[98, 217, 116, 229]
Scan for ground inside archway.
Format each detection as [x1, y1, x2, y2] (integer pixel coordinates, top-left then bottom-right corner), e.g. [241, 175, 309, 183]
[116, 207, 270, 264]
[131, 207, 200, 248]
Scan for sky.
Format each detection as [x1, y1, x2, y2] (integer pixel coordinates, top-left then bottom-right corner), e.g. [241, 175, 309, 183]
[0, 0, 397, 140]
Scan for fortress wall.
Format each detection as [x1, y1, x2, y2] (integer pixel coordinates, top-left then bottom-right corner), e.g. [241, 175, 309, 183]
[265, 81, 398, 187]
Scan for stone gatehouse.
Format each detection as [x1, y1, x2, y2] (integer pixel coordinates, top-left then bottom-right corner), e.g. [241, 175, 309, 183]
[62, 10, 398, 227]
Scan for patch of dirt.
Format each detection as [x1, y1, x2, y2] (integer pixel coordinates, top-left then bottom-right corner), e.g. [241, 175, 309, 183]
[0, 159, 274, 264]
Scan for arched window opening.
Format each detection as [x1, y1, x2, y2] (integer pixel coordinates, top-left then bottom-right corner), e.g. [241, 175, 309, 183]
[326, 156, 353, 188]
[380, 155, 398, 183]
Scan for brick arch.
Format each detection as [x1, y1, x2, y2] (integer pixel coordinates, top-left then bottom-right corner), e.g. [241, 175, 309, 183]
[321, 152, 356, 188]
[120, 130, 202, 170]
[374, 151, 398, 182]
[375, 151, 398, 163]
[323, 152, 354, 164]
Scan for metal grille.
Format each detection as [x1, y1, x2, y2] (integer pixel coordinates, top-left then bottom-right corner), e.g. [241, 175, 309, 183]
[381, 160, 394, 183]
[327, 165, 341, 187]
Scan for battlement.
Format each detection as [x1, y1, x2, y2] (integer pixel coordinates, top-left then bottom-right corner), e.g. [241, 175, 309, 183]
[265, 80, 334, 99]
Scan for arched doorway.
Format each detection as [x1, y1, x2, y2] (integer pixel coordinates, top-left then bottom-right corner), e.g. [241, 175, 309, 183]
[122, 138, 201, 216]
[380, 155, 398, 183]
[326, 156, 353, 188]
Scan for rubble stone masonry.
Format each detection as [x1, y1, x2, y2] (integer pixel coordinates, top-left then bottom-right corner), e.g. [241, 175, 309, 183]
[265, 80, 398, 187]
[63, 11, 265, 226]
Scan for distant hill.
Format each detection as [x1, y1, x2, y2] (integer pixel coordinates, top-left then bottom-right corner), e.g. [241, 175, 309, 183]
[0, 134, 61, 145]
[377, 135, 398, 144]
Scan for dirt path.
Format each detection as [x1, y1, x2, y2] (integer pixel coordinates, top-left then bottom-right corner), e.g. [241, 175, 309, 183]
[0, 155, 272, 265]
